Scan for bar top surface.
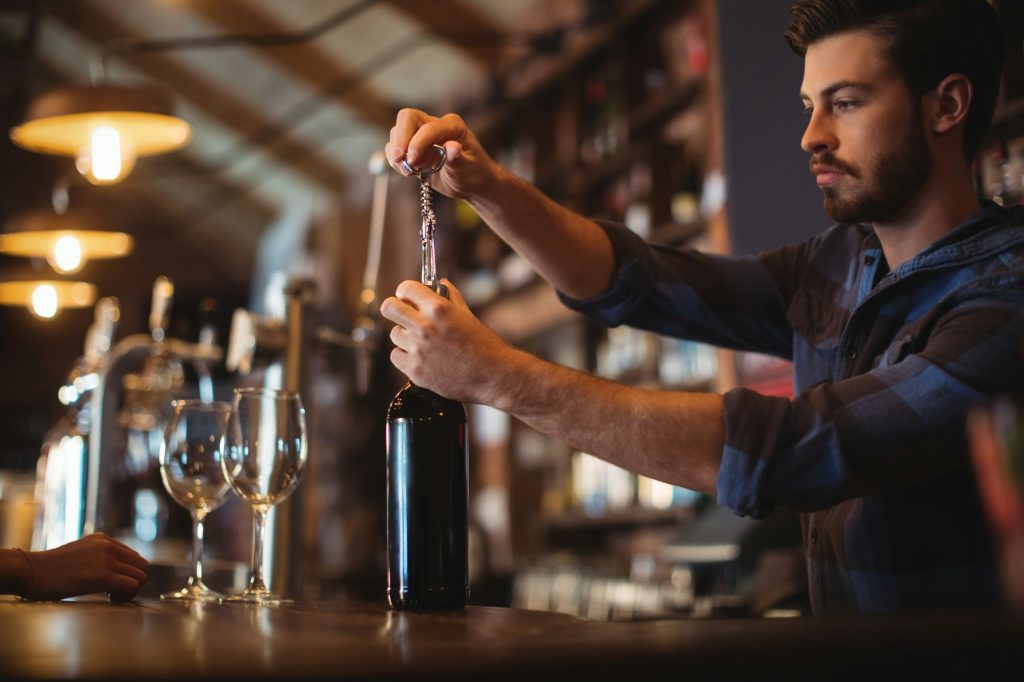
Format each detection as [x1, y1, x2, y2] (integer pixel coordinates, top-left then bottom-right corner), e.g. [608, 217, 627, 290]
[2, 596, 1023, 680]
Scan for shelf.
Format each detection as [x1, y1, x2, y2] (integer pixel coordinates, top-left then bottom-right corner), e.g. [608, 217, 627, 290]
[628, 79, 704, 135]
[471, 0, 692, 141]
[530, 80, 707, 200]
[478, 278, 580, 344]
[541, 506, 693, 532]
[992, 95, 1024, 128]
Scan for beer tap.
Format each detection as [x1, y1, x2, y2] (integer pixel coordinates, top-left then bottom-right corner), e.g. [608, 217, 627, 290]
[33, 297, 120, 549]
[221, 151, 394, 598]
[85, 276, 222, 536]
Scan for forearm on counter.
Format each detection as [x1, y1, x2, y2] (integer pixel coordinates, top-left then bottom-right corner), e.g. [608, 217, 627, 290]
[0, 548, 33, 597]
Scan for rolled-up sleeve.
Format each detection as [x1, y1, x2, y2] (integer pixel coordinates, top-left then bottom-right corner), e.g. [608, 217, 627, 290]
[558, 220, 797, 358]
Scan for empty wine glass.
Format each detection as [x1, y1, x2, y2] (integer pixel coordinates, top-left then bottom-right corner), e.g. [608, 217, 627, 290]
[159, 399, 233, 602]
[221, 387, 307, 605]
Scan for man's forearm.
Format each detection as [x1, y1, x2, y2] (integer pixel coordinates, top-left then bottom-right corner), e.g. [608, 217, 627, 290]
[467, 167, 617, 301]
[487, 346, 724, 495]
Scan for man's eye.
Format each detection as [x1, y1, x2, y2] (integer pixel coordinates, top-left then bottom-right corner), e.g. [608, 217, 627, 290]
[834, 100, 858, 111]
[802, 106, 813, 116]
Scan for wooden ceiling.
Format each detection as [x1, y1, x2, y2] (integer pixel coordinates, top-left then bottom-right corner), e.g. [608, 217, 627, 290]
[0, 0, 550, 294]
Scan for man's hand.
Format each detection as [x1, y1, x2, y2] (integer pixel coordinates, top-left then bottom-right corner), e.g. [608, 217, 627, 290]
[27, 533, 149, 602]
[385, 108, 500, 200]
[381, 279, 513, 405]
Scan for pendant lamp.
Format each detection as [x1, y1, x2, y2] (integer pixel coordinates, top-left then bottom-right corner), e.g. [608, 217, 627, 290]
[0, 280, 97, 319]
[9, 84, 191, 185]
[0, 208, 134, 274]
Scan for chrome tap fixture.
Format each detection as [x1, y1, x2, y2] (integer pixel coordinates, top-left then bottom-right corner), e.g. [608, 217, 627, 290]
[85, 276, 222, 538]
[33, 297, 119, 549]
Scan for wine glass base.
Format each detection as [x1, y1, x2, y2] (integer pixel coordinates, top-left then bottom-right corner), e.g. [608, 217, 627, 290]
[220, 589, 293, 606]
[160, 583, 225, 603]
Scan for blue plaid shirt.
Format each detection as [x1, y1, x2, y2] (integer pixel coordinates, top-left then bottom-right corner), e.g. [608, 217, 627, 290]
[560, 203, 1024, 614]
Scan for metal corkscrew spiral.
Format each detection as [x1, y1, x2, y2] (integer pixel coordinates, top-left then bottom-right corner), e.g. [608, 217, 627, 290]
[401, 144, 447, 294]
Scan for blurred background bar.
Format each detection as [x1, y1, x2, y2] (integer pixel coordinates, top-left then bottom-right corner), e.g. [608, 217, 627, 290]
[0, 0, 1021, 619]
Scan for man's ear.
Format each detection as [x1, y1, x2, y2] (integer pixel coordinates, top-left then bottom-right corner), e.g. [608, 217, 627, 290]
[927, 73, 973, 135]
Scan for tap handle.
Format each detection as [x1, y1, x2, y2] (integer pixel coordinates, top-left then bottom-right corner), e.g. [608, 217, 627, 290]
[83, 297, 120, 364]
[149, 276, 174, 342]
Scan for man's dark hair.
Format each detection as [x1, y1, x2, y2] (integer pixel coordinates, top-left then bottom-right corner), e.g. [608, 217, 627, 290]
[785, 0, 1004, 161]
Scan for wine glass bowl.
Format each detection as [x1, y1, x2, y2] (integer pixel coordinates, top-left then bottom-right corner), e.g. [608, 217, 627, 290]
[158, 399, 233, 602]
[221, 387, 307, 606]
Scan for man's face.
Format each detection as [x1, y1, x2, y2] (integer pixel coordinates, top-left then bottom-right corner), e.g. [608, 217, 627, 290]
[800, 31, 933, 224]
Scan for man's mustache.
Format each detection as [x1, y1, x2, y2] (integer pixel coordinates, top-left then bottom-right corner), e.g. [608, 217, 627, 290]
[810, 154, 859, 178]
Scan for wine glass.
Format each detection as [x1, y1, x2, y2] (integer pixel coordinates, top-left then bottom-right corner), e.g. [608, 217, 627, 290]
[221, 387, 307, 605]
[158, 399, 233, 602]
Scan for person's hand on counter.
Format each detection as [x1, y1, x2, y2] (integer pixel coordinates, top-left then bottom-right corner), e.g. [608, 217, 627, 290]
[1, 533, 149, 602]
[381, 278, 517, 406]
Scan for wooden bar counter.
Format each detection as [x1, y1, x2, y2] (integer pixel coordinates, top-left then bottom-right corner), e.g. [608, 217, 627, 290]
[2, 596, 1024, 680]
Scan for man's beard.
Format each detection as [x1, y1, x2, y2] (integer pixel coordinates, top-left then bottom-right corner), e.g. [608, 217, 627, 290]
[816, 115, 933, 224]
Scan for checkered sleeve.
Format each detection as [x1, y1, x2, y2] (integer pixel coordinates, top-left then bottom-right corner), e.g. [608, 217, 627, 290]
[557, 220, 800, 358]
[718, 282, 1024, 519]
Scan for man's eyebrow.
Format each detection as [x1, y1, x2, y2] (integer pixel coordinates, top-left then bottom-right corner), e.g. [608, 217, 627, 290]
[799, 81, 874, 102]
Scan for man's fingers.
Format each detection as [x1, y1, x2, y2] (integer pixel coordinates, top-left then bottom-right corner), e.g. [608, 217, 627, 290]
[380, 294, 421, 329]
[394, 280, 440, 307]
[406, 114, 467, 166]
[392, 108, 432, 161]
[384, 142, 408, 176]
[389, 324, 412, 351]
[440, 279, 466, 307]
[390, 348, 411, 377]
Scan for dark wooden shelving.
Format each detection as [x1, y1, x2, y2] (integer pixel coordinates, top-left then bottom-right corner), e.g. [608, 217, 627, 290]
[628, 78, 704, 135]
[540, 506, 693, 532]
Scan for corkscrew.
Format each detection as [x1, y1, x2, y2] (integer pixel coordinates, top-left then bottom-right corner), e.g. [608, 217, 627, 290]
[401, 144, 447, 296]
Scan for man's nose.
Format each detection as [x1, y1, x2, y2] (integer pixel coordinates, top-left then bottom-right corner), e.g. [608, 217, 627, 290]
[801, 109, 837, 155]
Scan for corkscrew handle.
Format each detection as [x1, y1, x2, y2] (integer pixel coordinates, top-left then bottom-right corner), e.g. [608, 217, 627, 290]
[400, 144, 447, 177]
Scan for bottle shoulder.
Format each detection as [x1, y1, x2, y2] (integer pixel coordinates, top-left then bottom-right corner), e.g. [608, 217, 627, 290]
[387, 383, 467, 422]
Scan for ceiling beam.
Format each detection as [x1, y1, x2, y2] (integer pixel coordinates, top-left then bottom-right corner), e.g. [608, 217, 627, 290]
[186, 0, 396, 130]
[384, 0, 507, 71]
[45, 0, 350, 195]
[16, 57, 277, 251]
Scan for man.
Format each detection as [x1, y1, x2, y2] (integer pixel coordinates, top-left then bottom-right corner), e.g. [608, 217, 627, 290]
[381, 0, 1021, 614]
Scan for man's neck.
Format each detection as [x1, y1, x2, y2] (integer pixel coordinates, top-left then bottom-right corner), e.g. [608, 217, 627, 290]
[872, 163, 981, 270]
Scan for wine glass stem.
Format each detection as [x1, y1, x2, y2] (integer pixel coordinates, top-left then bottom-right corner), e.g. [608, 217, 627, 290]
[250, 508, 269, 592]
[189, 510, 207, 588]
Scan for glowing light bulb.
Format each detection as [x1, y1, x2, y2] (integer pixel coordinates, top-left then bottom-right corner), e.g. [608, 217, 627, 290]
[49, 234, 84, 274]
[76, 126, 136, 185]
[31, 284, 59, 319]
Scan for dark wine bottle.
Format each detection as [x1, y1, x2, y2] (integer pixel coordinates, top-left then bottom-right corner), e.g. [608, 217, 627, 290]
[386, 381, 469, 609]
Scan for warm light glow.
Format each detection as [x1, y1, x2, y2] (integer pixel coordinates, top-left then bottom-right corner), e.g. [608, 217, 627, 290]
[91, 126, 121, 181]
[51, 234, 83, 273]
[31, 284, 59, 318]
[0, 230, 133, 264]
[0, 280, 97, 318]
[76, 126, 136, 185]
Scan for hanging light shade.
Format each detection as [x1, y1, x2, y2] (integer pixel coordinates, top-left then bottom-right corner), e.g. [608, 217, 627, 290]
[9, 84, 191, 185]
[0, 280, 97, 319]
[0, 209, 134, 274]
